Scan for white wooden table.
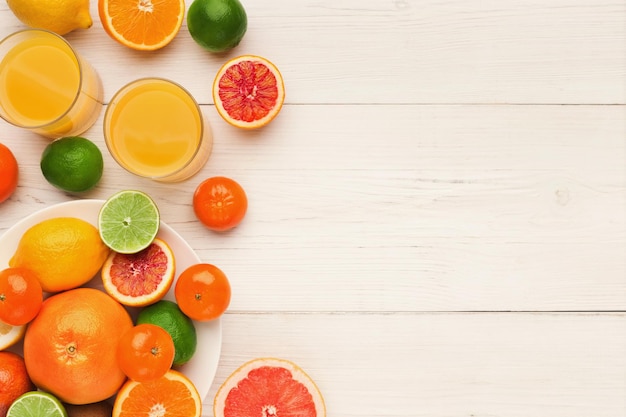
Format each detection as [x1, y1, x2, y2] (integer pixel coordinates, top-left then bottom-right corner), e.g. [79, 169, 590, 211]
[1, 1, 625, 416]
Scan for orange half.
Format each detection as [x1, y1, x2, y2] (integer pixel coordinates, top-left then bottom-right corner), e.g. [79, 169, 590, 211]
[98, 0, 185, 51]
[113, 369, 202, 417]
[213, 55, 286, 129]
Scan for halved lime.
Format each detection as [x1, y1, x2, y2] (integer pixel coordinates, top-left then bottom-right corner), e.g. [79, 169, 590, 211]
[7, 391, 68, 417]
[98, 190, 160, 254]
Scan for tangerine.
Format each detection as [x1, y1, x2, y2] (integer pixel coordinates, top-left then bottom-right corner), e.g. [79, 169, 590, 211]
[0, 267, 43, 326]
[193, 176, 248, 232]
[0, 351, 35, 417]
[23, 288, 133, 405]
[117, 323, 175, 382]
[0, 143, 18, 204]
[175, 263, 231, 321]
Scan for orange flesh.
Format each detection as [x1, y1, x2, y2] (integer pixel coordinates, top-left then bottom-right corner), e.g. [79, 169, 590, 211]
[118, 377, 198, 416]
[224, 366, 318, 417]
[217, 61, 279, 123]
[109, 244, 168, 297]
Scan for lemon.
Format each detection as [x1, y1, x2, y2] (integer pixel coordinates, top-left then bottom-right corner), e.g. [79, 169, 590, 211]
[187, 0, 247, 53]
[9, 217, 110, 293]
[7, 0, 92, 35]
[41, 137, 104, 193]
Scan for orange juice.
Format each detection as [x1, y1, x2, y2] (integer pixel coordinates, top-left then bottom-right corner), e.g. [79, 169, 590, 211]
[0, 29, 103, 138]
[104, 78, 212, 182]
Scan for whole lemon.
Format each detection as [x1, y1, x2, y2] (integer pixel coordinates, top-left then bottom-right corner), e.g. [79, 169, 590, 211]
[9, 217, 110, 293]
[6, 0, 92, 35]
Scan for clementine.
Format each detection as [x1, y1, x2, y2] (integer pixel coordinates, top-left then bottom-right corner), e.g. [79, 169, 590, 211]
[0, 143, 18, 204]
[0, 351, 35, 417]
[23, 288, 133, 405]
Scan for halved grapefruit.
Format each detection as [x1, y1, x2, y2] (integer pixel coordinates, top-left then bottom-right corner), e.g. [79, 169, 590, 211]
[101, 238, 175, 307]
[212, 55, 285, 129]
[214, 357, 325, 417]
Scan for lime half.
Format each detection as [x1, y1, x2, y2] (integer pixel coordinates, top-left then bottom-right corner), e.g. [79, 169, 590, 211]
[7, 391, 68, 417]
[98, 190, 160, 254]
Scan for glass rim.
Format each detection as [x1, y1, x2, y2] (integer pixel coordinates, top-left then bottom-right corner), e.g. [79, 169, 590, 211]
[0, 28, 86, 130]
[103, 77, 207, 180]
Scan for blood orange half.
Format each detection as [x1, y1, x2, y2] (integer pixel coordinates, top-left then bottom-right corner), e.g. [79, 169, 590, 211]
[214, 357, 326, 417]
[101, 238, 175, 307]
[212, 55, 285, 129]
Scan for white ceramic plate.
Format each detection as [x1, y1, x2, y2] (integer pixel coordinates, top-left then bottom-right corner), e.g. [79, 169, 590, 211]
[0, 199, 221, 401]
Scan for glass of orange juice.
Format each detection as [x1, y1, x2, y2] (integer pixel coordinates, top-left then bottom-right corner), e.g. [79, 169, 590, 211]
[104, 78, 212, 183]
[0, 29, 103, 139]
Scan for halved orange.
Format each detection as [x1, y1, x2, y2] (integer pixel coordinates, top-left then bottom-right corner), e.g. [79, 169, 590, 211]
[98, 0, 185, 51]
[101, 238, 175, 307]
[113, 369, 202, 417]
[213, 55, 285, 129]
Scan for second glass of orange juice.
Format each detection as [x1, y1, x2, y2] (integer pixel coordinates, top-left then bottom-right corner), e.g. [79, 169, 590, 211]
[0, 29, 103, 138]
[104, 78, 213, 182]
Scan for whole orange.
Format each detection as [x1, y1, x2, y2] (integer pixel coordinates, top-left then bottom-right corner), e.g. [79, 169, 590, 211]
[0, 143, 18, 204]
[23, 288, 133, 405]
[0, 351, 35, 417]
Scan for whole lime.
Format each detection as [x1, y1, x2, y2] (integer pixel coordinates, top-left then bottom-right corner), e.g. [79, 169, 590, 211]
[187, 0, 247, 53]
[40, 136, 103, 193]
[136, 300, 197, 367]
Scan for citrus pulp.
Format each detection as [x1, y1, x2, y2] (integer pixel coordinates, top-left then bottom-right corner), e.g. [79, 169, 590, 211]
[9, 217, 110, 293]
[0, 143, 18, 204]
[214, 357, 326, 417]
[136, 300, 197, 367]
[101, 238, 176, 307]
[98, 190, 160, 254]
[0, 321, 25, 351]
[23, 288, 133, 405]
[40, 136, 104, 193]
[99, 0, 185, 50]
[187, 0, 247, 52]
[7, 391, 67, 417]
[213, 55, 285, 129]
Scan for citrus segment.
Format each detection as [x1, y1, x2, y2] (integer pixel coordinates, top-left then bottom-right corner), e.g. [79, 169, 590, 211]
[214, 358, 326, 417]
[213, 55, 285, 129]
[101, 238, 175, 307]
[99, 0, 185, 51]
[23, 288, 133, 405]
[98, 190, 160, 254]
[7, 391, 67, 417]
[8, 217, 110, 293]
[113, 369, 202, 417]
[0, 321, 25, 350]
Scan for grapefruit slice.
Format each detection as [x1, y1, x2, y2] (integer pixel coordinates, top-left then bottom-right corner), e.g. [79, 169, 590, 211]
[113, 369, 201, 417]
[214, 357, 326, 417]
[212, 55, 285, 129]
[101, 238, 175, 307]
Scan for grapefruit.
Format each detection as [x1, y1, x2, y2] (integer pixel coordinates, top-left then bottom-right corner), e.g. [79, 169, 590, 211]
[101, 238, 175, 307]
[212, 55, 285, 129]
[23, 288, 133, 405]
[214, 358, 325, 417]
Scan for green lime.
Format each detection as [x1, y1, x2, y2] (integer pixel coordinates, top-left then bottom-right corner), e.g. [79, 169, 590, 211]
[98, 190, 160, 254]
[137, 300, 197, 367]
[40, 136, 103, 193]
[187, 0, 247, 53]
[7, 391, 68, 417]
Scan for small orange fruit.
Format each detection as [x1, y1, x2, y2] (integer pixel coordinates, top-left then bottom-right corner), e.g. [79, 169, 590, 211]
[98, 0, 185, 51]
[23, 288, 133, 405]
[193, 176, 248, 232]
[0, 351, 35, 416]
[0, 267, 43, 326]
[113, 369, 202, 417]
[101, 238, 176, 307]
[175, 263, 231, 321]
[213, 55, 285, 129]
[117, 323, 175, 382]
[0, 143, 18, 203]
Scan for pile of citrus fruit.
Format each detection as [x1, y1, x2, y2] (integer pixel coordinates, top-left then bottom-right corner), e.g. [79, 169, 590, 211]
[0, 191, 231, 417]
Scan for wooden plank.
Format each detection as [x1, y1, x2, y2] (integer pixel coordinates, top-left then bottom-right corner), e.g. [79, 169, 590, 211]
[205, 312, 626, 417]
[1, 0, 624, 105]
[1, 105, 624, 312]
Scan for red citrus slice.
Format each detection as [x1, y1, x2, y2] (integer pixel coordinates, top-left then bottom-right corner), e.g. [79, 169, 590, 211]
[212, 55, 285, 129]
[101, 238, 175, 307]
[214, 357, 325, 417]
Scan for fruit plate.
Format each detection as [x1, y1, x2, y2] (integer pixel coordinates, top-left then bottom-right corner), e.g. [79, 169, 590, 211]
[0, 199, 221, 401]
